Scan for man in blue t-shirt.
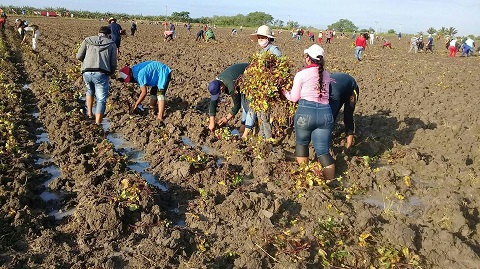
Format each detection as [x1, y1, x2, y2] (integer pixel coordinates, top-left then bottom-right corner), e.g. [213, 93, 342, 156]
[118, 61, 172, 126]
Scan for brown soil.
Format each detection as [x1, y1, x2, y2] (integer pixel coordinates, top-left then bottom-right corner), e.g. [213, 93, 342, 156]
[1, 16, 479, 269]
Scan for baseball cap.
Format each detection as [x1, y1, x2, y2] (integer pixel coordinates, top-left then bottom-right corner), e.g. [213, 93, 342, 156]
[118, 66, 131, 83]
[304, 44, 324, 60]
[208, 80, 221, 101]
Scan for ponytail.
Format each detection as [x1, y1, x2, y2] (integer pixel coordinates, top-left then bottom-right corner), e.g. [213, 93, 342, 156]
[310, 55, 325, 91]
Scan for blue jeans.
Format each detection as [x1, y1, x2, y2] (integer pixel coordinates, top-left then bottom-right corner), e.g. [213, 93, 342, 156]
[355, 46, 364, 60]
[294, 99, 333, 157]
[241, 95, 256, 129]
[83, 72, 109, 114]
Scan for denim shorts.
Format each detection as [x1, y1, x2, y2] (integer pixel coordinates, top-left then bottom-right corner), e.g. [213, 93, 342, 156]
[83, 72, 109, 114]
[294, 99, 334, 157]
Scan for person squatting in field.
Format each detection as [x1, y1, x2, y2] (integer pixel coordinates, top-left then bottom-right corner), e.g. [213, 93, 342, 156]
[329, 73, 360, 149]
[195, 29, 205, 41]
[76, 26, 118, 125]
[164, 30, 174, 42]
[250, 25, 282, 140]
[282, 44, 335, 180]
[382, 38, 392, 49]
[118, 61, 172, 127]
[207, 63, 254, 140]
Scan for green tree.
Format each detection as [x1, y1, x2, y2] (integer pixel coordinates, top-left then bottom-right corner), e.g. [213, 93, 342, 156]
[245, 11, 273, 26]
[447, 27, 458, 36]
[286, 21, 299, 29]
[387, 29, 396, 34]
[327, 19, 357, 32]
[426, 27, 436, 34]
[171, 11, 191, 22]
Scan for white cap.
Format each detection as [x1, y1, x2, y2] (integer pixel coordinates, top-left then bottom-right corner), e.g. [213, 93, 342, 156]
[304, 44, 324, 60]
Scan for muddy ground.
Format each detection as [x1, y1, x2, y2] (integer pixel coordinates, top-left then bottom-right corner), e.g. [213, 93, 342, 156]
[0, 16, 479, 268]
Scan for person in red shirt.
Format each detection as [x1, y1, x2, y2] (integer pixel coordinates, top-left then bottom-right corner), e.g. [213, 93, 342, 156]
[355, 33, 367, 61]
[382, 38, 392, 49]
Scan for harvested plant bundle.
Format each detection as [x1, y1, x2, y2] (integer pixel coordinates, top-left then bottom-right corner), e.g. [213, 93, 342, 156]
[238, 52, 296, 134]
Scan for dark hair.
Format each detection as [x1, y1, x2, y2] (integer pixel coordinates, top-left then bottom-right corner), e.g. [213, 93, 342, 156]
[99, 26, 111, 35]
[309, 55, 325, 92]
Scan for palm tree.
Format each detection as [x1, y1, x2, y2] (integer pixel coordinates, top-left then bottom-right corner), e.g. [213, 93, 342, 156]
[447, 27, 458, 36]
[426, 27, 436, 34]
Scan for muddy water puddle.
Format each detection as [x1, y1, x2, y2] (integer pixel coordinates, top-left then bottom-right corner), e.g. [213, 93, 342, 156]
[32, 107, 75, 219]
[356, 192, 424, 217]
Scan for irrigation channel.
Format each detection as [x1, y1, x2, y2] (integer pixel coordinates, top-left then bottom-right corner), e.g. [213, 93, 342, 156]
[32, 92, 187, 226]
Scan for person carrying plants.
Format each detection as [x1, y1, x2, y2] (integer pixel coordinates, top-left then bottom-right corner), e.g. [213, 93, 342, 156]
[329, 72, 360, 149]
[207, 62, 255, 140]
[118, 61, 172, 127]
[282, 44, 335, 180]
[249, 25, 282, 140]
[425, 34, 434, 53]
[76, 26, 118, 125]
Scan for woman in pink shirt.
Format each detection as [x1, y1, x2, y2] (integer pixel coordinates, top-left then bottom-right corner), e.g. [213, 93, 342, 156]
[283, 44, 335, 180]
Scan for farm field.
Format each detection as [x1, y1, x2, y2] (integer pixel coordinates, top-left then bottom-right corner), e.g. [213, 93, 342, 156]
[1, 16, 479, 268]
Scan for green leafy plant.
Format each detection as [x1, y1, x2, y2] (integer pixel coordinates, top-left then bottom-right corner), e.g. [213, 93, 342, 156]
[238, 52, 296, 136]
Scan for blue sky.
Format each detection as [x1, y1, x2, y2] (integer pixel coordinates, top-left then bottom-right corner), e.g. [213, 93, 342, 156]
[3, 0, 480, 35]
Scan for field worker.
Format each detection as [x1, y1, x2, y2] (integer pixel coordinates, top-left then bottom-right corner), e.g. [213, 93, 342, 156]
[23, 24, 40, 52]
[0, 9, 6, 30]
[195, 28, 205, 41]
[130, 20, 137, 36]
[409, 35, 419, 53]
[250, 25, 281, 57]
[250, 25, 282, 139]
[118, 61, 172, 126]
[15, 18, 26, 40]
[329, 73, 360, 149]
[164, 30, 174, 42]
[425, 34, 433, 53]
[382, 39, 392, 49]
[108, 17, 122, 55]
[448, 37, 457, 57]
[369, 32, 374, 45]
[282, 44, 335, 180]
[205, 28, 216, 42]
[355, 33, 367, 61]
[318, 31, 323, 44]
[76, 26, 118, 125]
[207, 63, 255, 140]
[461, 37, 475, 57]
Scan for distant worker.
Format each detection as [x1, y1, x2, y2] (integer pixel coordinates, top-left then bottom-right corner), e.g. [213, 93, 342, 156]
[23, 24, 40, 52]
[164, 30, 174, 42]
[130, 20, 137, 36]
[329, 73, 360, 149]
[425, 34, 434, 53]
[355, 33, 367, 60]
[108, 17, 122, 55]
[382, 39, 392, 49]
[195, 29, 205, 41]
[205, 28, 216, 42]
